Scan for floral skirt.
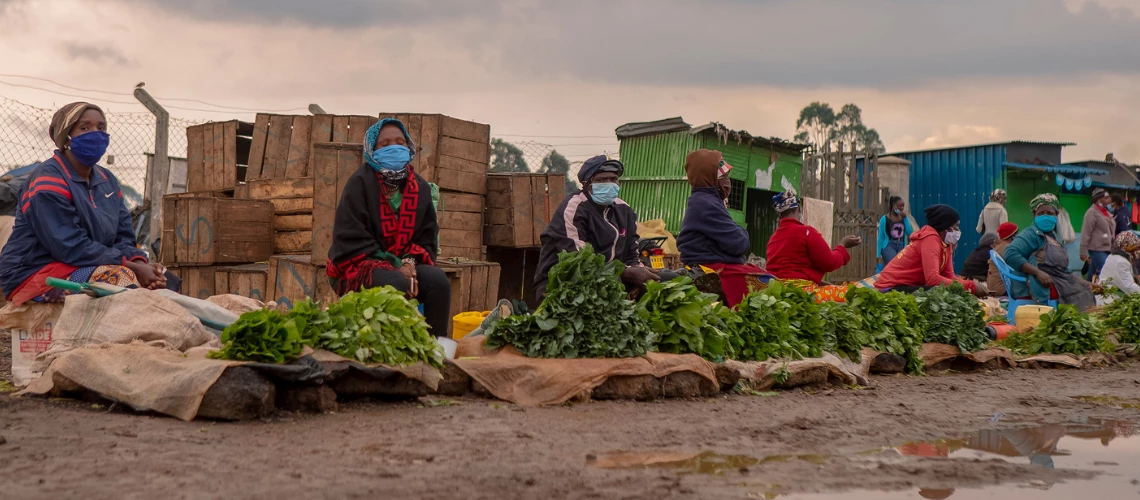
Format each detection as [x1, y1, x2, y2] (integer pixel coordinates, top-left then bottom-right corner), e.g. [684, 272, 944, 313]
[783, 279, 852, 303]
[30, 265, 140, 303]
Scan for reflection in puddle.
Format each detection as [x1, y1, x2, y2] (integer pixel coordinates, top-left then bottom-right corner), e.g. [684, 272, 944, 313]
[1072, 395, 1140, 410]
[586, 450, 827, 475]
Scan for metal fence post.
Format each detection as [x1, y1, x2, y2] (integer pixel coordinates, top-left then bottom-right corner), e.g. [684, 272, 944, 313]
[134, 88, 168, 248]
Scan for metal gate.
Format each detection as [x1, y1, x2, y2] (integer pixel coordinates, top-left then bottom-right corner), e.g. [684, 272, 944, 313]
[800, 142, 888, 282]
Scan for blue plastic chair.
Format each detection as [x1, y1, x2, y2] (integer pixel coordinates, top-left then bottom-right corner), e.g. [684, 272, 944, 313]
[990, 250, 1057, 324]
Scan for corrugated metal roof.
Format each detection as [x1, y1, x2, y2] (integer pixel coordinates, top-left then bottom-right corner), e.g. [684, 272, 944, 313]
[1091, 181, 1140, 191]
[1003, 162, 1108, 175]
[615, 117, 691, 139]
[690, 122, 808, 154]
[887, 140, 1076, 157]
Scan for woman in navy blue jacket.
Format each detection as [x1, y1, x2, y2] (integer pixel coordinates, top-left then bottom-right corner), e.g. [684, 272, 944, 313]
[676, 149, 770, 307]
[0, 102, 167, 304]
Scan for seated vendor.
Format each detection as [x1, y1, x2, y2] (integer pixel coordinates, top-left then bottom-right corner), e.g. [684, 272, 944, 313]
[0, 102, 171, 305]
[876, 204, 980, 295]
[535, 155, 674, 300]
[1003, 193, 1095, 311]
[326, 118, 450, 336]
[676, 150, 771, 307]
[766, 189, 862, 285]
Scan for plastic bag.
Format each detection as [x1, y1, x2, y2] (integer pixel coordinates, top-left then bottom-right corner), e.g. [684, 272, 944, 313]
[1057, 208, 1077, 244]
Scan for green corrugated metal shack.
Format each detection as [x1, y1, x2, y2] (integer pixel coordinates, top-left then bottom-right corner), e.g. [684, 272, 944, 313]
[616, 117, 808, 257]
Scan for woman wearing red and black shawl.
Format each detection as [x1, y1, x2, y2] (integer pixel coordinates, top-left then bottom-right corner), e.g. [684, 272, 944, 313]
[327, 118, 450, 336]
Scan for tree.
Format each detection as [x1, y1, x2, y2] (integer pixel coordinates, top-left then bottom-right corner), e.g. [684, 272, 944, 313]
[490, 138, 529, 173]
[794, 101, 837, 150]
[538, 149, 579, 193]
[794, 102, 885, 153]
[833, 104, 886, 153]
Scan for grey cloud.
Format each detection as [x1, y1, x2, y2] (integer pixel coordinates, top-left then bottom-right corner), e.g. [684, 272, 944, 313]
[62, 42, 131, 66]
[135, 0, 497, 28]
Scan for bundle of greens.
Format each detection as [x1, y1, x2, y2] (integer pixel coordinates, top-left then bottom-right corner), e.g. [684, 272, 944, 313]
[637, 277, 731, 360]
[310, 286, 444, 368]
[728, 281, 823, 361]
[845, 288, 927, 375]
[913, 284, 988, 352]
[209, 309, 304, 363]
[287, 298, 330, 347]
[1099, 293, 1140, 344]
[1000, 304, 1112, 356]
[819, 301, 869, 363]
[485, 245, 653, 358]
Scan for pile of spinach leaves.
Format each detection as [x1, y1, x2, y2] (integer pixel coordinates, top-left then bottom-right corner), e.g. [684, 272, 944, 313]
[209, 309, 304, 363]
[637, 276, 732, 360]
[1000, 304, 1112, 356]
[727, 281, 824, 361]
[819, 301, 869, 363]
[913, 284, 988, 352]
[1099, 293, 1140, 344]
[845, 288, 927, 375]
[312, 286, 445, 368]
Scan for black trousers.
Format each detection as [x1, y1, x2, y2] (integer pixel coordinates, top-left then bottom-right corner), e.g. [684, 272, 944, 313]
[368, 265, 451, 337]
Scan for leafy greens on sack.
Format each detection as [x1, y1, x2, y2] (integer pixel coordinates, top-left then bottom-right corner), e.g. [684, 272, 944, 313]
[913, 284, 988, 352]
[819, 301, 869, 363]
[209, 309, 304, 363]
[1099, 293, 1140, 344]
[999, 304, 1112, 356]
[485, 245, 653, 358]
[310, 286, 444, 368]
[727, 281, 823, 361]
[844, 288, 926, 375]
[637, 276, 731, 360]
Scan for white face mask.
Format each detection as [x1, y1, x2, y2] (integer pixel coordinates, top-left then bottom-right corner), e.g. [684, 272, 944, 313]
[944, 229, 962, 245]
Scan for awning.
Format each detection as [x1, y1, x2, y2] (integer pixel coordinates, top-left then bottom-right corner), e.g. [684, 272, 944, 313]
[1003, 162, 1109, 175]
[1091, 181, 1140, 191]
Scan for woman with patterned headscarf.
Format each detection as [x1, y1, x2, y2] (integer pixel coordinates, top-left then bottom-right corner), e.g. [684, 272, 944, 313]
[977, 188, 1008, 235]
[0, 102, 171, 304]
[766, 189, 862, 285]
[326, 118, 450, 336]
[1003, 193, 1095, 310]
[1098, 231, 1140, 295]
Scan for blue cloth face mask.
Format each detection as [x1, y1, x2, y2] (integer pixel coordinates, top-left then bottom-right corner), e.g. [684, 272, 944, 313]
[69, 131, 110, 167]
[370, 145, 411, 172]
[1035, 215, 1058, 232]
[590, 182, 620, 205]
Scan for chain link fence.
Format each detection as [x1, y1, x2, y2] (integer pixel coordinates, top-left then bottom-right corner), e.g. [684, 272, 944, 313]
[0, 96, 202, 208]
[496, 138, 621, 192]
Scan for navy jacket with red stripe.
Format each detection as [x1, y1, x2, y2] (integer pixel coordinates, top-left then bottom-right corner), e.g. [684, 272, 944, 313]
[0, 152, 145, 296]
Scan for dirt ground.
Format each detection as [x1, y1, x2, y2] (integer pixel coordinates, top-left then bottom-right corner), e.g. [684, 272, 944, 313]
[0, 347, 1137, 500]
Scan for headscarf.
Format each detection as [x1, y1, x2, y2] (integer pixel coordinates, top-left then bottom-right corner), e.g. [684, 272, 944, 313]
[923, 204, 959, 231]
[978, 232, 999, 249]
[684, 149, 721, 188]
[772, 188, 799, 213]
[998, 222, 1019, 240]
[49, 102, 104, 149]
[364, 118, 416, 183]
[577, 155, 624, 184]
[990, 188, 1006, 202]
[1029, 193, 1060, 213]
[1112, 231, 1140, 260]
[1091, 188, 1108, 202]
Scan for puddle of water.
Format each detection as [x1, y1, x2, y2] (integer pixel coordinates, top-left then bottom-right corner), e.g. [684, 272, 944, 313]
[586, 450, 827, 475]
[1073, 395, 1140, 410]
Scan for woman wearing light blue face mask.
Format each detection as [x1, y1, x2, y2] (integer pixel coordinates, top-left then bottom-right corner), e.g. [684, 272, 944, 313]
[1002, 193, 1094, 311]
[327, 118, 451, 336]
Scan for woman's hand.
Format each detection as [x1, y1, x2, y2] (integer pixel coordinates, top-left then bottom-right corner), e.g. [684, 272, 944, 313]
[1035, 270, 1055, 288]
[126, 260, 166, 290]
[400, 262, 418, 298]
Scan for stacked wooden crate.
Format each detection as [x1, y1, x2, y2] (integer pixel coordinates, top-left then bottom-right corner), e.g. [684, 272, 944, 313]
[184, 120, 254, 194]
[483, 173, 568, 308]
[245, 178, 315, 255]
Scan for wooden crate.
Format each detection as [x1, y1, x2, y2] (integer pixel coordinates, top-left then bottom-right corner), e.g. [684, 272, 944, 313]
[440, 191, 484, 214]
[267, 255, 321, 311]
[185, 120, 253, 192]
[214, 263, 269, 302]
[436, 260, 500, 314]
[377, 113, 490, 194]
[311, 142, 364, 264]
[168, 266, 216, 300]
[275, 231, 313, 254]
[245, 178, 314, 200]
[246, 114, 377, 181]
[160, 196, 274, 266]
[485, 173, 567, 248]
[486, 247, 541, 309]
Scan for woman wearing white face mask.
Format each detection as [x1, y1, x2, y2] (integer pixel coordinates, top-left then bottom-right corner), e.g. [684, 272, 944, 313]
[876, 204, 984, 295]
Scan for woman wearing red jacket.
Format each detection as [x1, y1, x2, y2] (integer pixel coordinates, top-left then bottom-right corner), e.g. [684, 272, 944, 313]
[875, 204, 980, 294]
[766, 189, 862, 285]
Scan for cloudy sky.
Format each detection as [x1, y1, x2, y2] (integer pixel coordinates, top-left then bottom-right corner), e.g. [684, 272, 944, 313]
[1, 0, 1137, 166]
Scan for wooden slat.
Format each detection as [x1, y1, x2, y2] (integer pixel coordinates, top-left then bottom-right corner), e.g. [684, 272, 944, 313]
[440, 192, 484, 213]
[223, 121, 238, 190]
[436, 163, 487, 195]
[484, 263, 501, 311]
[271, 197, 314, 214]
[211, 122, 226, 192]
[437, 211, 482, 230]
[275, 231, 313, 254]
[331, 116, 350, 143]
[246, 114, 270, 180]
[438, 246, 484, 261]
[545, 173, 566, 219]
[530, 175, 546, 245]
[418, 114, 440, 183]
[310, 114, 334, 144]
[439, 228, 483, 249]
[439, 136, 490, 164]
[197, 196, 217, 263]
[268, 255, 319, 310]
[247, 178, 315, 199]
[185, 125, 204, 192]
[440, 116, 490, 144]
[511, 176, 533, 246]
[484, 225, 516, 248]
[314, 268, 337, 304]
[311, 145, 339, 265]
[275, 214, 313, 231]
[485, 209, 511, 226]
[263, 115, 293, 179]
[348, 116, 376, 144]
[285, 115, 312, 178]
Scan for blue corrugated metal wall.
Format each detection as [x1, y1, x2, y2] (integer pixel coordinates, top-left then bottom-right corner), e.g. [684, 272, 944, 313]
[897, 145, 1007, 270]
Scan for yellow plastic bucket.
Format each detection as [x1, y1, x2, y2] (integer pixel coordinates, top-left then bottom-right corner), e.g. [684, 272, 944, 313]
[452, 310, 490, 340]
[1015, 305, 1053, 329]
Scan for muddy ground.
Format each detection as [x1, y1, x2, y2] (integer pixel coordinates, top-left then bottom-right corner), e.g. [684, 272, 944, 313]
[1, 328, 1138, 499]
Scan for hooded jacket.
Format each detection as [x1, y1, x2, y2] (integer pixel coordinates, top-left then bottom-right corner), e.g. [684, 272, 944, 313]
[677, 149, 750, 266]
[876, 225, 973, 291]
[976, 201, 1008, 234]
[535, 191, 640, 293]
[766, 218, 850, 284]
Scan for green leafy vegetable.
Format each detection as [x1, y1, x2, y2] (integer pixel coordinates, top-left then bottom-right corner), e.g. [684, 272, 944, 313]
[819, 301, 869, 363]
[999, 304, 1112, 356]
[845, 288, 926, 375]
[727, 281, 823, 361]
[485, 245, 653, 358]
[914, 284, 988, 352]
[209, 309, 304, 363]
[637, 277, 731, 360]
[311, 286, 444, 368]
[1099, 293, 1140, 344]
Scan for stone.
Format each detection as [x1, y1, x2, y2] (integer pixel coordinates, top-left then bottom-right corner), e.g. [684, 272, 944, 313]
[869, 353, 906, 374]
[197, 367, 276, 421]
[591, 375, 659, 401]
[276, 384, 338, 413]
[435, 361, 471, 396]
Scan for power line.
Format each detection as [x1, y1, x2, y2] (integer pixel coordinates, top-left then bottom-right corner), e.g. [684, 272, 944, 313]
[496, 133, 615, 139]
[0, 75, 307, 113]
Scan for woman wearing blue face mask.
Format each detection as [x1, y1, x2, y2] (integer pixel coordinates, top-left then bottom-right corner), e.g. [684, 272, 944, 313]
[1003, 193, 1095, 311]
[0, 102, 171, 304]
[327, 118, 450, 336]
[876, 196, 912, 267]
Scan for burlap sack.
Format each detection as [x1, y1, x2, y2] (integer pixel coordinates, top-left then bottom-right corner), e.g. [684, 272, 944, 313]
[725, 352, 870, 391]
[452, 336, 718, 406]
[921, 343, 1015, 370]
[207, 294, 265, 314]
[0, 302, 65, 386]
